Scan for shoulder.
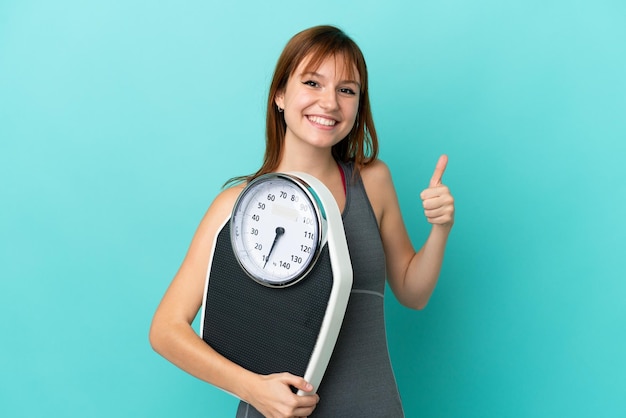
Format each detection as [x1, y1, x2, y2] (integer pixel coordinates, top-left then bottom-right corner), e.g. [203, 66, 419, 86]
[215, 183, 246, 208]
[360, 159, 394, 191]
[208, 183, 245, 218]
[196, 183, 245, 233]
[358, 159, 396, 224]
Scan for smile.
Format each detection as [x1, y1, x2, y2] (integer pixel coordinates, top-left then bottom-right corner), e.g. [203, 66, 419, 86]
[308, 115, 337, 126]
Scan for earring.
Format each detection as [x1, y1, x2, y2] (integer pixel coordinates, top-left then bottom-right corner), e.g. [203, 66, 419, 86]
[277, 106, 284, 112]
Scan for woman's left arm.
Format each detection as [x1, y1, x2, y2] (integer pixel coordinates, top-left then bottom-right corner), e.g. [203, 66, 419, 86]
[364, 156, 455, 310]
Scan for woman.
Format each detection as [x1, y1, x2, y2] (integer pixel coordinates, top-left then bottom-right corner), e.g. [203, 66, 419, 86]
[150, 25, 454, 418]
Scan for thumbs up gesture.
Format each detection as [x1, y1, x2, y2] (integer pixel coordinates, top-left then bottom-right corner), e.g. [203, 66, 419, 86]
[420, 155, 455, 227]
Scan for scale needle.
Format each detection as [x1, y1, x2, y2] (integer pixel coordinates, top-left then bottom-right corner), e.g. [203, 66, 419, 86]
[263, 227, 285, 269]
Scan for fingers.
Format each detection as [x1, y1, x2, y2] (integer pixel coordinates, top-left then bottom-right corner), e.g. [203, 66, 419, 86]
[421, 155, 454, 226]
[422, 189, 454, 220]
[422, 190, 453, 211]
[280, 373, 319, 411]
[282, 373, 314, 394]
[420, 154, 454, 225]
[420, 184, 449, 201]
[252, 373, 319, 418]
[429, 154, 448, 188]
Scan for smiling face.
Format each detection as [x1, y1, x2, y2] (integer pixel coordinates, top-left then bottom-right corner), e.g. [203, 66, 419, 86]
[274, 53, 361, 153]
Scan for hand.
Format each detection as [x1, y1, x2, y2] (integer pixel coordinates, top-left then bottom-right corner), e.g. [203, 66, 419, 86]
[247, 372, 319, 418]
[420, 155, 455, 228]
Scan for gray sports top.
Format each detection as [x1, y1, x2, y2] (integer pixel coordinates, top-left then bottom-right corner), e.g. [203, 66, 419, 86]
[236, 161, 404, 417]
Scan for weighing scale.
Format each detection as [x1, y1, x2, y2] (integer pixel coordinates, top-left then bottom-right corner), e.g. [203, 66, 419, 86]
[200, 172, 352, 395]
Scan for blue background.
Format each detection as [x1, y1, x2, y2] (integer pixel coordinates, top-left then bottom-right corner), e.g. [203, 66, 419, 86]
[1, 1, 625, 417]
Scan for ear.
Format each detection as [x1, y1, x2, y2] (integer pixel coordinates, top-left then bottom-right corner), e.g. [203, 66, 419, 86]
[274, 90, 285, 110]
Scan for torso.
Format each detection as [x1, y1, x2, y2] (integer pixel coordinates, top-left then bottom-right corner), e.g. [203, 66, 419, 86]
[236, 160, 404, 418]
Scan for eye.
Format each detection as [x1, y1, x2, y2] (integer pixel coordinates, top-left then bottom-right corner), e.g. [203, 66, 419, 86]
[302, 80, 319, 88]
[339, 87, 357, 95]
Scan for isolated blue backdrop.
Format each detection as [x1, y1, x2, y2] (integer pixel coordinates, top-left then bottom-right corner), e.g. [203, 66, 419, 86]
[1, 1, 625, 417]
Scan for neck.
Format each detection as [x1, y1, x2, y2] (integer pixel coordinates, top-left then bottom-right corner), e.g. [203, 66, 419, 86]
[275, 137, 347, 206]
[277, 154, 337, 177]
[276, 139, 338, 179]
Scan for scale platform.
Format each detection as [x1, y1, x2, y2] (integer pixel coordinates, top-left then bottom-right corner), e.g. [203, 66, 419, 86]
[199, 172, 352, 395]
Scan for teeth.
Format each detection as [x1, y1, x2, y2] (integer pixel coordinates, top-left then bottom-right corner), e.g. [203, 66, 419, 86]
[308, 116, 336, 126]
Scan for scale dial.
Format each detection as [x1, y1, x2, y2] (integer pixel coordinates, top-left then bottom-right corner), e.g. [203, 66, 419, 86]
[231, 173, 326, 287]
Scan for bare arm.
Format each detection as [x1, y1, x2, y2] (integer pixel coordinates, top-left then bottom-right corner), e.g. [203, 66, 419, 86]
[363, 156, 454, 310]
[149, 185, 319, 418]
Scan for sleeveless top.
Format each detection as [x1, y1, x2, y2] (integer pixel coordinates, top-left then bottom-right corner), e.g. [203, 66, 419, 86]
[236, 161, 404, 417]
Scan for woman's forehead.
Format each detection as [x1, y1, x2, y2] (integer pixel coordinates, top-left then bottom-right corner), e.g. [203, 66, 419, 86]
[294, 52, 360, 83]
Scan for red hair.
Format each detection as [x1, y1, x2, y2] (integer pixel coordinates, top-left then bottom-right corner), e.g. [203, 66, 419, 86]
[231, 25, 378, 184]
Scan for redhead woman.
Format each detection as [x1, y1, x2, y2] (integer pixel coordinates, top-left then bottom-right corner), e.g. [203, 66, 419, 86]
[150, 25, 455, 418]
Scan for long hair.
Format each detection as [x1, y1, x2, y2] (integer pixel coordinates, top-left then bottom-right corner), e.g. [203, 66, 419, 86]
[229, 25, 378, 185]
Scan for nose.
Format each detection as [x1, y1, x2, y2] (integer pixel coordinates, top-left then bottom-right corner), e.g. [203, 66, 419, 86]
[318, 88, 339, 111]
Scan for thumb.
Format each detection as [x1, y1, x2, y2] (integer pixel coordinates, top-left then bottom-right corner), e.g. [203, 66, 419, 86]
[429, 154, 448, 188]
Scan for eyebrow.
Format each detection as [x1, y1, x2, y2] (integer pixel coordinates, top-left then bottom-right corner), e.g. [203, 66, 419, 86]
[301, 71, 361, 89]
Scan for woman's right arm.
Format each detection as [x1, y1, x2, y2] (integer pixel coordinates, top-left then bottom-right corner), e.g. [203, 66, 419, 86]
[149, 186, 319, 418]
